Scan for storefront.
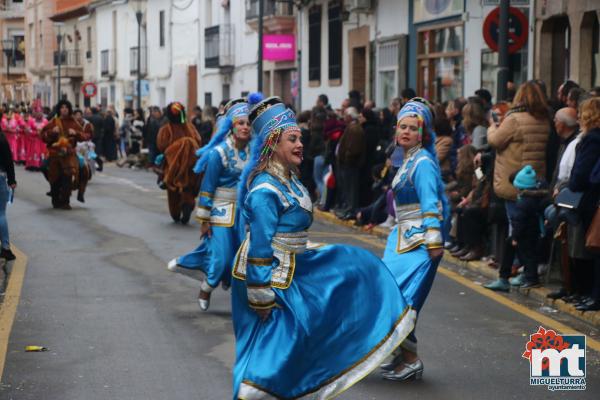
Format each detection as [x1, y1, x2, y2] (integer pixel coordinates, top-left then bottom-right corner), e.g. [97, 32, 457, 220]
[410, 0, 464, 103]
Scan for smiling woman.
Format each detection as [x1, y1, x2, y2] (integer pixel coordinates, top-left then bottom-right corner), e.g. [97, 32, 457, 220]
[230, 97, 416, 400]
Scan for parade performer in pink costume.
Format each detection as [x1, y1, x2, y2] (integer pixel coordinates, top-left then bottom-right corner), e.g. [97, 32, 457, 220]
[26, 107, 48, 170]
[3, 110, 18, 161]
[14, 111, 27, 163]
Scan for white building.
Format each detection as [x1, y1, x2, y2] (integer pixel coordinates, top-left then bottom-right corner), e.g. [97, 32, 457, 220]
[91, 0, 148, 112]
[298, 0, 408, 110]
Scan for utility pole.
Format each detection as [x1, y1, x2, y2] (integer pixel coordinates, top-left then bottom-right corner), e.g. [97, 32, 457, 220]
[497, 0, 510, 101]
[136, 9, 143, 110]
[257, 0, 264, 92]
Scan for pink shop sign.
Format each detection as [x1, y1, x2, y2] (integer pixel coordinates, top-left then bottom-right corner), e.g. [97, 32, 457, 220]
[263, 35, 296, 61]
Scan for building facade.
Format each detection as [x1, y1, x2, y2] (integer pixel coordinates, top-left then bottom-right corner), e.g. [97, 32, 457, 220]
[535, 0, 600, 97]
[49, 0, 97, 108]
[25, 0, 56, 106]
[2, 0, 29, 102]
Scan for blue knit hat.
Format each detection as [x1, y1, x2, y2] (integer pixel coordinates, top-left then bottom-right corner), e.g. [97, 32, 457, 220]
[513, 165, 537, 189]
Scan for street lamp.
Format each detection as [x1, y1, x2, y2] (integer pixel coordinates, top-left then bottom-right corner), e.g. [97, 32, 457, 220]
[54, 23, 64, 103]
[2, 38, 14, 82]
[132, 0, 145, 110]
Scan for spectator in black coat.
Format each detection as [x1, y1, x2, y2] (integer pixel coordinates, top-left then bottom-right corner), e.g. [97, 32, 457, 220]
[568, 98, 600, 311]
[145, 106, 163, 164]
[102, 109, 118, 161]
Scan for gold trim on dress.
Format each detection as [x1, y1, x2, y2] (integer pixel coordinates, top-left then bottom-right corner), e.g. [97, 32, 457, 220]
[199, 191, 214, 199]
[247, 257, 273, 266]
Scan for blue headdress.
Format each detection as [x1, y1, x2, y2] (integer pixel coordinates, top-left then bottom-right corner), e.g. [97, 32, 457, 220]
[396, 97, 437, 159]
[237, 96, 299, 204]
[192, 98, 249, 174]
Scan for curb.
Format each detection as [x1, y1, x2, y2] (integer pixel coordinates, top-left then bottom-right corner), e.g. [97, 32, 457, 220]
[313, 209, 600, 328]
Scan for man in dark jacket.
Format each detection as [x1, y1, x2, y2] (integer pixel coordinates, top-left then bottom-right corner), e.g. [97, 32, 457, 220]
[86, 107, 104, 171]
[145, 106, 163, 164]
[336, 107, 365, 219]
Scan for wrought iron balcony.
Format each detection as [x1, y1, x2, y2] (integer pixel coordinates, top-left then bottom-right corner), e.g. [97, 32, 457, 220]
[245, 0, 295, 32]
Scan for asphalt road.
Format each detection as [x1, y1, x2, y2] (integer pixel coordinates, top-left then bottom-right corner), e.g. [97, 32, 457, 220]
[1, 164, 599, 400]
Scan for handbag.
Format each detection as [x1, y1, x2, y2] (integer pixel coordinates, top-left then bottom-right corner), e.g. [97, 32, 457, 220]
[585, 206, 600, 253]
[555, 188, 584, 225]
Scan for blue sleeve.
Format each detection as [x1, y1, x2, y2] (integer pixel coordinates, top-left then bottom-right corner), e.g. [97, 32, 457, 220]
[196, 150, 223, 222]
[244, 188, 283, 309]
[413, 157, 443, 249]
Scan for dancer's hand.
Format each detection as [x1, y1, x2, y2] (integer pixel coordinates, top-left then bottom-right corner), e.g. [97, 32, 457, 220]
[428, 248, 444, 260]
[200, 221, 212, 238]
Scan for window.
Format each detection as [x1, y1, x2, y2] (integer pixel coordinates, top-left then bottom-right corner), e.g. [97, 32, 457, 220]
[328, 1, 342, 81]
[378, 40, 400, 107]
[159, 10, 165, 47]
[417, 23, 463, 102]
[204, 26, 219, 68]
[308, 5, 321, 82]
[205, 92, 213, 106]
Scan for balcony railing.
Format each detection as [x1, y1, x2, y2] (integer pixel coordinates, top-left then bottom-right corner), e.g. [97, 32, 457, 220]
[101, 49, 116, 77]
[204, 24, 233, 69]
[130, 46, 147, 76]
[53, 50, 81, 67]
[246, 0, 294, 20]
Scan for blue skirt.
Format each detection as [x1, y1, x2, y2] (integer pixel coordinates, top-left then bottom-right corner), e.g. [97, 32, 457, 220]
[382, 226, 441, 312]
[232, 244, 416, 399]
[176, 219, 244, 288]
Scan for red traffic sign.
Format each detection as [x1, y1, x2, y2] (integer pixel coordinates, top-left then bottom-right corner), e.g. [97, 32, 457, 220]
[81, 82, 98, 98]
[483, 6, 528, 54]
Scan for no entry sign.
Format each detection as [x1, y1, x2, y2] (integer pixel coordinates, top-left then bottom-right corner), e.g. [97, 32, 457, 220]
[81, 82, 98, 98]
[483, 6, 528, 54]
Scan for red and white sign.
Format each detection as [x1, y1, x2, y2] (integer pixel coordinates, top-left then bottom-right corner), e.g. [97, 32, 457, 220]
[483, 6, 528, 54]
[81, 82, 98, 98]
[263, 35, 296, 62]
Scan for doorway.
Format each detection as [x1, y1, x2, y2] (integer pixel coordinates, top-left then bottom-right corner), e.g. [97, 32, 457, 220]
[352, 46, 366, 97]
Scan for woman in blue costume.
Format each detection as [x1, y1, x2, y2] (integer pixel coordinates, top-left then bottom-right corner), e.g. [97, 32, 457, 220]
[168, 98, 252, 311]
[231, 97, 416, 399]
[379, 98, 450, 381]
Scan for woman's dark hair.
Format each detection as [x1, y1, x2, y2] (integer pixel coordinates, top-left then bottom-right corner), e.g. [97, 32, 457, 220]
[434, 115, 452, 137]
[360, 108, 378, 124]
[297, 110, 311, 124]
[55, 99, 73, 115]
[135, 107, 145, 121]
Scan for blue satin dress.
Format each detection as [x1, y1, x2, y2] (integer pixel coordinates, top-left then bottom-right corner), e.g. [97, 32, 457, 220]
[231, 164, 416, 399]
[383, 146, 449, 350]
[173, 136, 248, 289]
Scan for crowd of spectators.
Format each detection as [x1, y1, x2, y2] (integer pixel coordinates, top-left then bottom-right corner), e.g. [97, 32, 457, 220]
[296, 81, 600, 312]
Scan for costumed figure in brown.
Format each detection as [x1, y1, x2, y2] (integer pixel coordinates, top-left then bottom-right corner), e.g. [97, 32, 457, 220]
[41, 100, 88, 209]
[156, 102, 202, 224]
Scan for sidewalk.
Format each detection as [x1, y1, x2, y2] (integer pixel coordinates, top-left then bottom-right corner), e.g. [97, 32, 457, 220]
[314, 209, 600, 328]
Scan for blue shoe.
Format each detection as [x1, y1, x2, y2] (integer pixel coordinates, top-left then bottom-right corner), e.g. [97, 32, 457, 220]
[484, 278, 510, 292]
[509, 274, 525, 287]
